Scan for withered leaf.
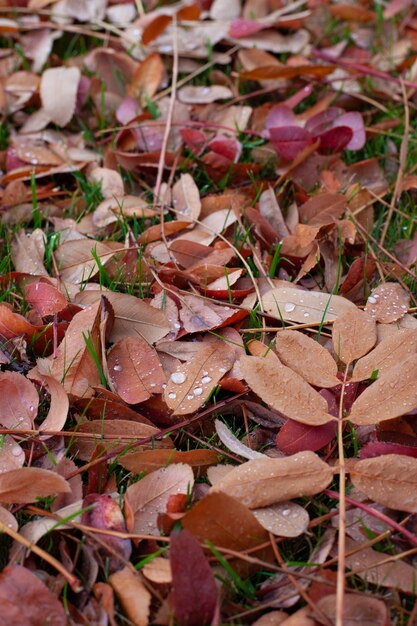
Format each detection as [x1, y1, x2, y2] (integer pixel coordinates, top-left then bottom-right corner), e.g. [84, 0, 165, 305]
[107, 336, 166, 404]
[252, 502, 309, 538]
[109, 567, 151, 626]
[54, 239, 116, 284]
[274, 330, 339, 387]
[332, 308, 377, 364]
[118, 449, 218, 475]
[0, 467, 70, 504]
[11, 228, 48, 276]
[0, 370, 39, 430]
[24, 282, 68, 317]
[125, 464, 194, 535]
[316, 593, 388, 626]
[261, 287, 356, 324]
[40, 66, 80, 126]
[142, 557, 172, 584]
[239, 356, 334, 425]
[210, 452, 333, 508]
[350, 454, 417, 512]
[364, 282, 410, 323]
[172, 173, 201, 221]
[215, 419, 266, 460]
[352, 328, 417, 381]
[349, 355, 417, 425]
[164, 341, 233, 415]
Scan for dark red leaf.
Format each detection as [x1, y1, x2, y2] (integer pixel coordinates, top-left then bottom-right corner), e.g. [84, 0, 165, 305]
[276, 419, 336, 455]
[270, 126, 314, 161]
[359, 441, 417, 459]
[170, 529, 218, 626]
[316, 126, 353, 155]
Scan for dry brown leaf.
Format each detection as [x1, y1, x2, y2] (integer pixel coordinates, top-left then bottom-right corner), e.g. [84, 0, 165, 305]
[125, 464, 194, 534]
[179, 294, 241, 333]
[298, 193, 347, 226]
[315, 593, 388, 626]
[280, 607, 315, 626]
[239, 356, 334, 425]
[210, 452, 333, 508]
[75, 291, 170, 344]
[350, 454, 417, 512]
[280, 224, 320, 258]
[274, 330, 339, 388]
[344, 537, 416, 593]
[258, 187, 289, 240]
[252, 502, 309, 537]
[27, 371, 69, 438]
[0, 436, 25, 473]
[88, 167, 124, 198]
[261, 287, 356, 324]
[252, 612, 289, 626]
[172, 173, 202, 221]
[69, 419, 167, 461]
[164, 342, 233, 415]
[118, 449, 218, 475]
[11, 228, 48, 276]
[0, 370, 39, 430]
[50, 300, 102, 398]
[142, 557, 172, 584]
[107, 337, 166, 404]
[0, 467, 70, 504]
[109, 567, 151, 626]
[364, 282, 410, 323]
[55, 239, 116, 284]
[352, 328, 417, 381]
[40, 66, 80, 126]
[127, 52, 164, 105]
[332, 308, 377, 364]
[349, 354, 417, 425]
[178, 85, 233, 104]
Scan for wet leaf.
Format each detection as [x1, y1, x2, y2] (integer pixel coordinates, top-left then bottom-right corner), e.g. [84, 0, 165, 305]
[315, 593, 389, 626]
[261, 287, 356, 324]
[364, 282, 410, 323]
[0, 370, 38, 430]
[24, 282, 68, 317]
[210, 452, 333, 508]
[274, 330, 339, 387]
[332, 308, 377, 364]
[0, 467, 70, 504]
[118, 448, 218, 475]
[107, 336, 166, 404]
[172, 173, 202, 221]
[170, 529, 218, 626]
[352, 328, 417, 381]
[252, 502, 309, 538]
[240, 356, 334, 425]
[349, 355, 417, 425]
[109, 566, 151, 626]
[215, 419, 266, 459]
[40, 66, 80, 126]
[125, 464, 194, 534]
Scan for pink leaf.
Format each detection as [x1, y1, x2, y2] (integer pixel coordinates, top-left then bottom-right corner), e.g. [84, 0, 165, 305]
[276, 419, 337, 455]
[360, 441, 417, 460]
[270, 126, 314, 161]
[333, 112, 366, 150]
[305, 107, 345, 135]
[207, 136, 242, 163]
[116, 96, 140, 125]
[229, 18, 264, 38]
[180, 128, 206, 156]
[265, 105, 296, 131]
[170, 529, 218, 626]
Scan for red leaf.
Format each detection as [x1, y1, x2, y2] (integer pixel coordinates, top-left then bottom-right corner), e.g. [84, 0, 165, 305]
[207, 136, 242, 163]
[170, 529, 218, 626]
[270, 126, 313, 161]
[316, 126, 353, 155]
[265, 105, 296, 131]
[276, 419, 337, 455]
[180, 128, 206, 156]
[24, 282, 68, 317]
[229, 18, 264, 38]
[360, 441, 417, 459]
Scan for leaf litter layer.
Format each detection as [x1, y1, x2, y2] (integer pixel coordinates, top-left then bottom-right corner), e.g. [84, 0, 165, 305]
[0, 1, 417, 625]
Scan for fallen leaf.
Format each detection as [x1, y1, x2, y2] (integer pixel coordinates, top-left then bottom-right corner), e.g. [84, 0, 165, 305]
[164, 341, 233, 415]
[261, 287, 356, 323]
[276, 419, 337, 456]
[349, 355, 417, 425]
[142, 557, 172, 584]
[0, 467, 70, 504]
[0, 370, 38, 430]
[251, 612, 289, 626]
[270, 126, 313, 161]
[172, 173, 202, 221]
[274, 330, 339, 387]
[125, 464, 194, 534]
[350, 454, 417, 512]
[118, 449, 218, 475]
[40, 66, 80, 126]
[0, 565, 66, 626]
[178, 85, 232, 104]
[215, 419, 266, 459]
[107, 336, 166, 404]
[109, 566, 151, 626]
[315, 593, 389, 626]
[210, 452, 333, 508]
[252, 502, 309, 538]
[239, 356, 334, 425]
[24, 282, 68, 317]
[352, 328, 417, 381]
[364, 282, 410, 323]
[332, 308, 377, 364]
[11, 228, 48, 276]
[54, 239, 116, 284]
[170, 529, 218, 626]
[27, 370, 69, 438]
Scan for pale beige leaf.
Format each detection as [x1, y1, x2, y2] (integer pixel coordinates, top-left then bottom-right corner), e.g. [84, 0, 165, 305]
[210, 0, 240, 19]
[316, 594, 388, 626]
[207, 463, 234, 485]
[179, 294, 238, 333]
[109, 566, 151, 626]
[88, 166, 124, 199]
[210, 452, 333, 508]
[332, 308, 377, 364]
[164, 342, 234, 415]
[11, 228, 48, 276]
[344, 537, 417, 593]
[75, 291, 170, 344]
[178, 85, 233, 104]
[252, 612, 289, 626]
[215, 419, 266, 460]
[274, 330, 339, 387]
[55, 239, 116, 283]
[258, 187, 289, 239]
[279, 608, 315, 626]
[261, 287, 356, 324]
[350, 454, 417, 513]
[0, 436, 25, 473]
[172, 173, 201, 221]
[0, 467, 70, 504]
[126, 464, 194, 534]
[364, 282, 410, 323]
[0, 506, 18, 533]
[239, 356, 334, 425]
[40, 66, 80, 126]
[177, 209, 237, 246]
[252, 502, 309, 537]
[142, 557, 172, 584]
[352, 328, 417, 381]
[349, 355, 417, 425]
[50, 301, 102, 398]
[228, 29, 310, 54]
[27, 370, 69, 438]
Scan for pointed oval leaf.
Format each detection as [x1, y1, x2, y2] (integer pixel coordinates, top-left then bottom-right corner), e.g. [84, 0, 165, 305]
[109, 566, 151, 626]
[316, 594, 388, 626]
[240, 356, 334, 425]
[210, 452, 333, 508]
[270, 126, 313, 161]
[261, 287, 356, 324]
[0, 467, 70, 504]
[364, 282, 410, 323]
[275, 330, 339, 387]
[252, 502, 309, 538]
[215, 419, 266, 460]
[350, 454, 417, 513]
[349, 355, 417, 425]
[24, 282, 68, 317]
[332, 308, 376, 364]
[276, 419, 336, 455]
[352, 328, 417, 381]
[118, 449, 218, 475]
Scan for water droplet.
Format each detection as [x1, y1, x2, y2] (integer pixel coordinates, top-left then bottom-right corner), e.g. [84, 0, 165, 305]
[219, 367, 226, 373]
[201, 376, 211, 384]
[303, 312, 310, 318]
[284, 302, 296, 313]
[171, 372, 186, 384]
[368, 296, 377, 304]
[173, 322, 181, 329]
[187, 394, 194, 400]
[168, 392, 177, 400]
[11, 446, 21, 457]
[194, 387, 203, 396]
[113, 363, 122, 372]
[281, 508, 291, 517]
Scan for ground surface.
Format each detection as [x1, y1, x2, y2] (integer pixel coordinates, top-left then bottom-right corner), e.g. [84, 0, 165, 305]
[0, 1, 417, 625]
